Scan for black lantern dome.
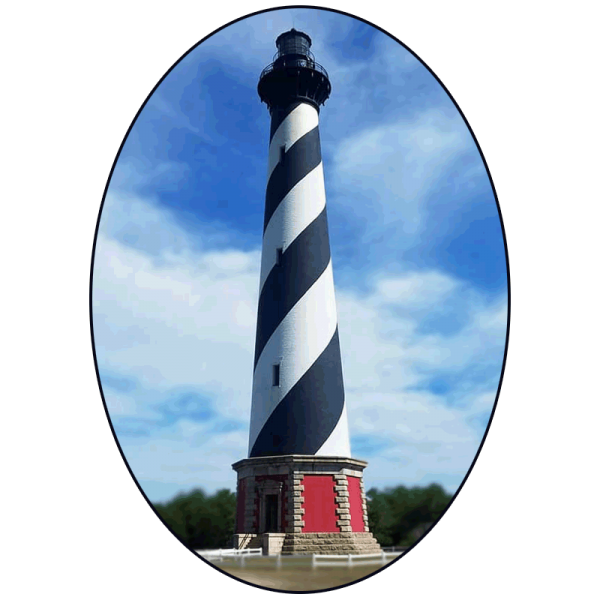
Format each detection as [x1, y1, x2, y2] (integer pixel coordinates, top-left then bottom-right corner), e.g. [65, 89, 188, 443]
[258, 28, 331, 112]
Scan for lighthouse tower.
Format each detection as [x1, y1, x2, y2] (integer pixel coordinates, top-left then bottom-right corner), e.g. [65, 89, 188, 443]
[232, 29, 381, 556]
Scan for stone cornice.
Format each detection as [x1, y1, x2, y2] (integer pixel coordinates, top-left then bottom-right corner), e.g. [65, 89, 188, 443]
[232, 454, 368, 472]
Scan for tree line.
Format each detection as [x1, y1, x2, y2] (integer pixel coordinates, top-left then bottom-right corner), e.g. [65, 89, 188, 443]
[154, 488, 237, 550]
[153, 483, 452, 549]
[366, 483, 452, 546]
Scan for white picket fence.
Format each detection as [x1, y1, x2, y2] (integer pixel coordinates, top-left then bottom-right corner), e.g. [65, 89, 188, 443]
[196, 548, 403, 567]
[311, 551, 403, 568]
[196, 548, 262, 563]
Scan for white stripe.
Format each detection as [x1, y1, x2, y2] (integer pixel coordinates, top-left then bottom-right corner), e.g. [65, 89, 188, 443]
[248, 261, 338, 454]
[267, 103, 319, 181]
[259, 163, 326, 294]
[315, 401, 351, 457]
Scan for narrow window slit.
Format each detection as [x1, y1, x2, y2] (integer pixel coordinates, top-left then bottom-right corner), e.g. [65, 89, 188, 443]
[279, 145, 286, 163]
[276, 247, 283, 265]
[273, 364, 280, 387]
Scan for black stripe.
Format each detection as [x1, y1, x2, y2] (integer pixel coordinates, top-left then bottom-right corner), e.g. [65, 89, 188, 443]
[264, 126, 321, 232]
[269, 101, 305, 142]
[254, 208, 331, 368]
[250, 328, 345, 458]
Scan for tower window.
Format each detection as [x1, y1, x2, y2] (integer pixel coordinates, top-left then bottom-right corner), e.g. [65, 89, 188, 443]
[276, 247, 283, 265]
[279, 145, 286, 163]
[272, 364, 280, 387]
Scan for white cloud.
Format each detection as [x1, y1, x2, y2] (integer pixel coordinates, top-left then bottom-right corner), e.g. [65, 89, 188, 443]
[120, 419, 249, 493]
[375, 271, 458, 308]
[338, 271, 506, 390]
[333, 270, 505, 491]
[331, 110, 474, 239]
[94, 248, 258, 408]
[93, 193, 261, 421]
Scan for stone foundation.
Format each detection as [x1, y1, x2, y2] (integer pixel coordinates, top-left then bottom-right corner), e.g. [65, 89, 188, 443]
[231, 455, 380, 554]
[233, 531, 381, 555]
[281, 532, 381, 555]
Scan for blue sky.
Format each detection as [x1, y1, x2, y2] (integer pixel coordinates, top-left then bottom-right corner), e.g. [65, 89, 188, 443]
[92, 7, 508, 504]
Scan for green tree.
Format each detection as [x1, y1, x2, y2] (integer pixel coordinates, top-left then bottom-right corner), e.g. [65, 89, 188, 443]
[367, 483, 452, 547]
[365, 488, 395, 546]
[153, 488, 236, 549]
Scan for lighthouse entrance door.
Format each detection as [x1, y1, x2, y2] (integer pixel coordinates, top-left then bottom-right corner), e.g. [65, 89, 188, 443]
[265, 494, 278, 532]
[258, 480, 283, 533]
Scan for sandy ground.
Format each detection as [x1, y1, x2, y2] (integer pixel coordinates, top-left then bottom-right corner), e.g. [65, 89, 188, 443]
[207, 556, 400, 592]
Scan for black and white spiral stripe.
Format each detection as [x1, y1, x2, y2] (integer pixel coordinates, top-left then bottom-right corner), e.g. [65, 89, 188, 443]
[248, 102, 351, 459]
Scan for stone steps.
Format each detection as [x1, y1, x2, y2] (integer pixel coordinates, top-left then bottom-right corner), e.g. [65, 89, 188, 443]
[246, 536, 262, 549]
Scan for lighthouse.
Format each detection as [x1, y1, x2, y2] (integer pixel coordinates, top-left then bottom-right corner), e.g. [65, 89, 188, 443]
[232, 29, 381, 556]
